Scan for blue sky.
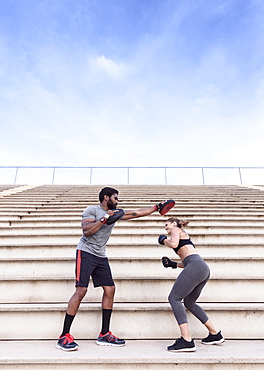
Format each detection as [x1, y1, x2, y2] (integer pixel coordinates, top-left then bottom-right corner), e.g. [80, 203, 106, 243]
[0, 0, 264, 169]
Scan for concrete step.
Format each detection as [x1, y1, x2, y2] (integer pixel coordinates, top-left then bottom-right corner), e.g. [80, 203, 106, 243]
[1, 197, 264, 204]
[0, 339, 263, 370]
[2, 210, 264, 218]
[0, 192, 262, 200]
[1, 226, 264, 240]
[107, 242, 264, 258]
[0, 231, 263, 244]
[0, 183, 261, 192]
[2, 217, 264, 227]
[0, 242, 263, 258]
[1, 199, 264, 208]
[6, 194, 258, 200]
[0, 256, 263, 278]
[2, 205, 264, 214]
[3, 216, 264, 231]
[0, 185, 38, 197]
[0, 302, 263, 340]
[3, 198, 264, 204]
[0, 183, 262, 193]
[1, 188, 263, 208]
[1, 276, 263, 303]
[2, 221, 264, 231]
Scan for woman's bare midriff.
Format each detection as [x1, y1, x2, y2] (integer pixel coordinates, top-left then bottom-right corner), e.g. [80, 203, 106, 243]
[177, 243, 198, 261]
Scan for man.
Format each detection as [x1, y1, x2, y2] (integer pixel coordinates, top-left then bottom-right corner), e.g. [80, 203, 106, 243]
[56, 187, 174, 351]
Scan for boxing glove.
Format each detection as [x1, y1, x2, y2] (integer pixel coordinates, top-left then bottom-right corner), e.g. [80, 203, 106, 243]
[158, 235, 167, 245]
[162, 256, 177, 269]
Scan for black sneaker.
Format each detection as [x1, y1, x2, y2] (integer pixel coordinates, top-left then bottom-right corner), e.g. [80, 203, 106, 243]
[201, 331, 225, 345]
[96, 331, 125, 347]
[167, 337, 196, 352]
[56, 333, 79, 351]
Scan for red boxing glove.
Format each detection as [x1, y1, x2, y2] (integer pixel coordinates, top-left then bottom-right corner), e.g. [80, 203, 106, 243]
[155, 200, 175, 215]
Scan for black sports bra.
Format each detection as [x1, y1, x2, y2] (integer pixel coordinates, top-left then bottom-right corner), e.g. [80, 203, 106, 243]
[173, 238, 195, 254]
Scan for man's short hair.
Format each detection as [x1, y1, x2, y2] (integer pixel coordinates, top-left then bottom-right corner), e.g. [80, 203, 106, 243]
[99, 187, 119, 203]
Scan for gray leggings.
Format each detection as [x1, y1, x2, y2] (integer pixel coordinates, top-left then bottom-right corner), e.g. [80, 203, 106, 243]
[168, 254, 210, 325]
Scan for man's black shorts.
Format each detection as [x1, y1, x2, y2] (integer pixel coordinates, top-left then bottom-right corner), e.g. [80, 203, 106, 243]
[75, 250, 115, 288]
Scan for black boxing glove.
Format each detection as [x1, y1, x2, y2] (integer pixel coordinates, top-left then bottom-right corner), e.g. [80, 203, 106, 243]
[158, 235, 167, 245]
[162, 256, 177, 269]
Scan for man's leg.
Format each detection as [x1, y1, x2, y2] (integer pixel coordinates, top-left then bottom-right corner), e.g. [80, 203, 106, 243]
[101, 285, 115, 335]
[56, 286, 88, 351]
[97, 284, 125, 346]
[93, 257, 125, 346]
[57, 250, 92, 351]
[61, 286, 87, 336]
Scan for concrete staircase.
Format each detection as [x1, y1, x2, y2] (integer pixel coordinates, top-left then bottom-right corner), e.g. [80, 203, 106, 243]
[0, 184, 264, 369]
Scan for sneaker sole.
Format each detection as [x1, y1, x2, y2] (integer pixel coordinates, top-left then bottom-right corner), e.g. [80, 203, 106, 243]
[167, 347, 196, 352]
[201, 338, 225, 345]
[96, 341, 125, 347]
[56, 344, 79, 351]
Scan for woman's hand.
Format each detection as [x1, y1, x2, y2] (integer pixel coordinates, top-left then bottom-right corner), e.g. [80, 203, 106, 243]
[162, 256, 177, 269]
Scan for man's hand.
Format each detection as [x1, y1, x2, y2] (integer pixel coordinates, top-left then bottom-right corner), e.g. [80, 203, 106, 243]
[154, 200, 175, 215]
[106, 209, 125, 224]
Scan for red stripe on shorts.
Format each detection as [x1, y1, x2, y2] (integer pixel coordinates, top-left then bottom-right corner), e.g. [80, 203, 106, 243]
[76, 250, 82, 282]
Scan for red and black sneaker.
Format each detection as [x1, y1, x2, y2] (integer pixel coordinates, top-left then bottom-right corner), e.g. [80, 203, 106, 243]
[96, 331, 125, 346]
[56, 333, 79, 351]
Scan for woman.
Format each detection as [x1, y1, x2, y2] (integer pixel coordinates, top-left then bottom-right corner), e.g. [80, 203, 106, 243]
[158, 217, 224, 352]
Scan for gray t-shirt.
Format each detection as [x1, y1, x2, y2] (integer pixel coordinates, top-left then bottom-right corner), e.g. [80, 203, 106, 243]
[77, 205, 115, 258]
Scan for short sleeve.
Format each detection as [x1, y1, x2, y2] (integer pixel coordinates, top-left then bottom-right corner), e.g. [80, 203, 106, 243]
[82, 206, 96, 220]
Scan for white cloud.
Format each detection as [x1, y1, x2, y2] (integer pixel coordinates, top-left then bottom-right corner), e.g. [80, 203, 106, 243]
[90, 55, 125, 80]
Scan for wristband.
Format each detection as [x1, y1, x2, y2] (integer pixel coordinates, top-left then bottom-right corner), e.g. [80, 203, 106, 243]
[153, 205, 159, 211]
[100, 213, 110, 224]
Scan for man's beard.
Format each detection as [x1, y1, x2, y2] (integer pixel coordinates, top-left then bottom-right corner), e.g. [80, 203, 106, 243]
[107, 200, 117, 210]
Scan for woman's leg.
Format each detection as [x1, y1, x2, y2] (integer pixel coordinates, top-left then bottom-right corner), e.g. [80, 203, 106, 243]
[168, 256, 210, 340]
[168, 267, 197, 341]
[168, 270, 190, 327]
[204, 319, 219, 335]
[178, 323, 192, 341]
[183, 278, 209, 324]
[183, 266, 221, 336]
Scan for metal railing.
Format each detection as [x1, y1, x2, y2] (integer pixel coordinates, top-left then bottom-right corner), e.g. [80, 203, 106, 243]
[1, 166, 264, 186]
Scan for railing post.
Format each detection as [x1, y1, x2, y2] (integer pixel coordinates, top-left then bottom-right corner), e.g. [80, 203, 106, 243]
[164, 167, 167, 185]
[238, 167, 243, 185]
[127, 167, 130, 185]
[14, 167, 18, 185]
[52, 167, 56, 185]
[90, 168, 93, 185]
[201, 167, 205, 185]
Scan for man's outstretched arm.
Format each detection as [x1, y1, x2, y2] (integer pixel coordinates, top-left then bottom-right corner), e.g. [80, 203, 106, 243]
[121, 199, 175, 220]
[122, 206, 157, 220]
[122, 199, 175, 220]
